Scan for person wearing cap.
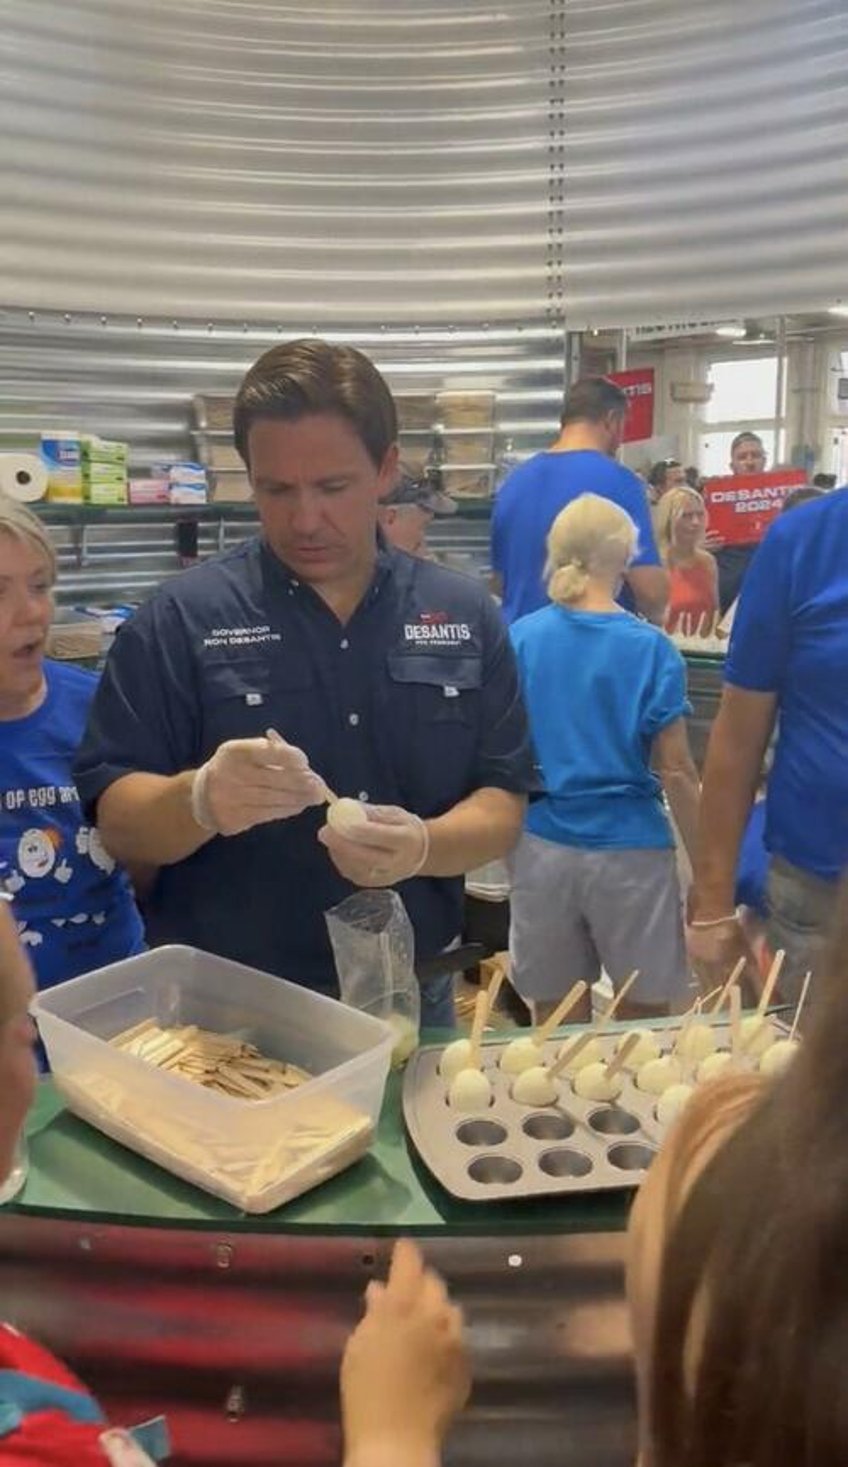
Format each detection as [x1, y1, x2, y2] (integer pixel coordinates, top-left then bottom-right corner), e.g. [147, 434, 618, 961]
[74, 340, 536, 1028]
[647, 458, 687, 505]
[378, 469, 456, 558]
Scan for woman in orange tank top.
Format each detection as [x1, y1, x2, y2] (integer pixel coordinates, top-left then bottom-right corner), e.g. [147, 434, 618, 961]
[655, 487, 718, 633]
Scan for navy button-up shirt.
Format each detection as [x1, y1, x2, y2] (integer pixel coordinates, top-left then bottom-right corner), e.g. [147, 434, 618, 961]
[75, 538, 535, 992]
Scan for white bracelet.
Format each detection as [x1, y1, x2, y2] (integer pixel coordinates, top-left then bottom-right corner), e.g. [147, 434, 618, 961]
[689, 913, 740, 930]
[408, 815, 430, 878]
[189, 765, 219, 833]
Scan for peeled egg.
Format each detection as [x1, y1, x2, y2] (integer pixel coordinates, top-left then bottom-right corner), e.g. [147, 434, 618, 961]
[616, 1028, 660, 1068]
[511, 1065, 559, 1107]
[558, 1035, 604, 1073]
[326, 796, 370, 837]
[447, 1068, 493, 1113]
[675, 1023, 717, 1064]
[697, 1051, 733, 1084]
[500, 1036, 543, 1076]
[439, 1037, 472, 1083]
[656, 1083, 694, 1127]
[636, 1056, 683, 1096]
[759, 1038, 800, 1078]
[739, 1015, 776, 1058]
[573, 1061, 623, 1102]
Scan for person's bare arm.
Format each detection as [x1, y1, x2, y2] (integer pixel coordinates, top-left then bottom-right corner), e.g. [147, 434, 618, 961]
[96, 771, 211, 869]
[691, 686, 776, 921]
[651, 718, 700, 865]
[0, 901, 35, 1018]
[423, 787, 525, 877]
[626, 564, 669, 625]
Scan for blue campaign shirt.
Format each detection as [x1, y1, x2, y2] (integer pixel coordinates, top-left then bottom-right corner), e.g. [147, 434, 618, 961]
[510, 605, 690, 849]
[74, 538, 535, 994]
[725, 487, 848, 880]
[491, 450, 660, 624]
[0, 661, 145, 990]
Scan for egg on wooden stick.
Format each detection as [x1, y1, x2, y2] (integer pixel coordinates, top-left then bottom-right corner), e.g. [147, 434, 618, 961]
[447, 989, 493, 1112]
[500, 978, 587, 1076]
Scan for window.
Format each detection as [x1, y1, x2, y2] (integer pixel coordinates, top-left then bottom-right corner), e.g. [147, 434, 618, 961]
[705, 357, 778, 423]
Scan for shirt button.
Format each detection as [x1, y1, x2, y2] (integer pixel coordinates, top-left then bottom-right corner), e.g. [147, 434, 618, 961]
[340, 638, 349, 650]
[358, 790, 369, 801]
[348, 712, 360, 727]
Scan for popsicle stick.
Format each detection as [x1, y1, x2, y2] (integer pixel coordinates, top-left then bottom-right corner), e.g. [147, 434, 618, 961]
[697, 611, 707, 639]
[676, 997, 702, 1055]
[468, 989, 490, 1069]
[548, 1027, 598, 1082]
[604, 1030, 643, 1083]
[534, 980, 589, 1045]
[599, 970, 640, 1026]
[756, 949, 786, 1016]
[266, 726, 338, 804]
[729, 985, 742, 1060]
[789, 971, 813, 1043]
[710, 957, 748, 1015]
[484, 963, 507, 1022]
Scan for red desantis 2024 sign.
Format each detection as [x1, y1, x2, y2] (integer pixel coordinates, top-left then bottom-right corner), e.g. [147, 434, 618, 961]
[608, 368, 655, 442]
[702, 469, 808, 546]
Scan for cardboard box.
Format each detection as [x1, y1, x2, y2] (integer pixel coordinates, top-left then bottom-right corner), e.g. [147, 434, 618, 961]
[40, 432, 83, 502]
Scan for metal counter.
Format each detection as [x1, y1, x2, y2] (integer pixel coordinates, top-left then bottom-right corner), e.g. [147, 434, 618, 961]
[0, 1071, 636, 1467]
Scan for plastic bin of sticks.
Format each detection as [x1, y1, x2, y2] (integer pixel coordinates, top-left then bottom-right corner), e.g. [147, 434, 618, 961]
[395, 393, 437, 433]
[32, 947, 394, 1213]
[442, 434, 494, 466]
[436, 391, 496, 430]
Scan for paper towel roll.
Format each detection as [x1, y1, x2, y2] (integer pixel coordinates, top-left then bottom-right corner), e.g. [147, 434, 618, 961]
[0, 454, 48, 503]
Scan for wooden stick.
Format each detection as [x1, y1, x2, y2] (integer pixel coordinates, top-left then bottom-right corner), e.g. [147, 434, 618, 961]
[548, 1027, 600, 1081]
[676, 997, 702, 1055]
[534, 980, 589, 1045]
[604, 1030, 643, 1083]
[468, 989, 490, 1069]
[789, 971, 813, 1043]
[756, 949, 786, 1016]
[484, 963, 507, 1023]
[266, 726, 338, 804]
[729, 985, 742, 1061]
[710, 957, 748, 1015]
[600, 970, 640, 1026]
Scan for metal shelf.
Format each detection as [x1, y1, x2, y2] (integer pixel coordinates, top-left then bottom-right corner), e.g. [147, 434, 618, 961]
[32, 502, 259, 527]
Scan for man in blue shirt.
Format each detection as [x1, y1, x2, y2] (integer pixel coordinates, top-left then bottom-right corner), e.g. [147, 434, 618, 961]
[491, 376, 667, 624]
[74, 340, 535, 1026]
[690, 487, 848, 1003]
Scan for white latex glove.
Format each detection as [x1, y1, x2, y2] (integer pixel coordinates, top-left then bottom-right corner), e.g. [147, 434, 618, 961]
[318, 802, 429, 887]
[341, 1239, 469, 1467]
[191, 735, 327, 837]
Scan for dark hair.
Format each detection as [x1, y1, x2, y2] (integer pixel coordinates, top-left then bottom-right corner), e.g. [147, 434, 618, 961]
[233, 338, 397, 470]
[729, 430, 764, 455]
[684, 466, 703, 493]
[812, 473, 837, 490]
[651, 877, 848, 1467]
[782, 485, 824, 514]
[648, 458, 682, 489]
[560, 376, 628, 429]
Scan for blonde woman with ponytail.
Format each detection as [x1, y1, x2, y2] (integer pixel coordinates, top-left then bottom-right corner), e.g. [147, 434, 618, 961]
[508, 494, 701, 1023]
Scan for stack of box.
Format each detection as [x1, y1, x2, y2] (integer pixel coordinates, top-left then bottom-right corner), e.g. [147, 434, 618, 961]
[40, 432, 84, 503]
[82, 436, 129, 505]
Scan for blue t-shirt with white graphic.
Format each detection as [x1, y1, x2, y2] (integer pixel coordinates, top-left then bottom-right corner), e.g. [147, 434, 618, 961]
[0, 660, 144, 989]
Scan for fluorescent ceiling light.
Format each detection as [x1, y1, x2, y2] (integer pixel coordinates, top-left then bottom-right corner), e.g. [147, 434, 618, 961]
[828, 305, 848, 318]
[715, 324, 746, 338]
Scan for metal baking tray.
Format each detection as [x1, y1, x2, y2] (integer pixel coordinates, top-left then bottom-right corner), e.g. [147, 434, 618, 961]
[403, 1018, 789, 1203]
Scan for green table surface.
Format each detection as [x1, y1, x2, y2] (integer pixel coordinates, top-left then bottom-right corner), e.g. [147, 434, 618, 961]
[7, 1034, 633, 1238]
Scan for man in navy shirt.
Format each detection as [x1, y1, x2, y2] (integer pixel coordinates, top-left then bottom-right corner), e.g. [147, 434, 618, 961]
[491, 376, 667, 624]
[690, 488, 848, 1004]
[74, 340, 535, 1025]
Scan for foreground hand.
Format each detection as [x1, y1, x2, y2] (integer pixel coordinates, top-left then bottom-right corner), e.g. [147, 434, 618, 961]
[319, 804, 429, 887]
[341, 1239, 470, 1467]
[191, 735, 326, 836]
[686, 914, 760, 1000]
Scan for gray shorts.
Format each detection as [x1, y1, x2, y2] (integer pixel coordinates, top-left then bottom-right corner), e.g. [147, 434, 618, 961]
[766, 856, 838, 1006]
[507, 832, 689, 1009]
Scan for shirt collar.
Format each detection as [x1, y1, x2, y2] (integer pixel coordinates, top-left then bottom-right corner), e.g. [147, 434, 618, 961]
[258, 531, 399, 604]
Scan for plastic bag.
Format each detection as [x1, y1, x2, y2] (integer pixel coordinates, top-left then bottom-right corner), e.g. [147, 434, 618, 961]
[326, 890, 420, 1068]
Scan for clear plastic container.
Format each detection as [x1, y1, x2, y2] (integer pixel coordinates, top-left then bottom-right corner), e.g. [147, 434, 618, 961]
[32, 947, 394, 1214]
[0, 1133, 28, 1206]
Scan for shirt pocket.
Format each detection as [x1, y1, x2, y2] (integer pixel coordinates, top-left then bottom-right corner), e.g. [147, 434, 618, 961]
[199, 653, 313, 755]
[386, 652, 482, 724]
[385, 652, 482, 811]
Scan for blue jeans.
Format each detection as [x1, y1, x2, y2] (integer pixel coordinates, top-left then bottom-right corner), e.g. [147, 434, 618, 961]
[420, 971, 457, 1030]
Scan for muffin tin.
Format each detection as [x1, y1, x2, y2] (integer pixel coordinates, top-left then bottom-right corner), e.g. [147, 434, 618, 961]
[403, 1018, 788, 1203]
